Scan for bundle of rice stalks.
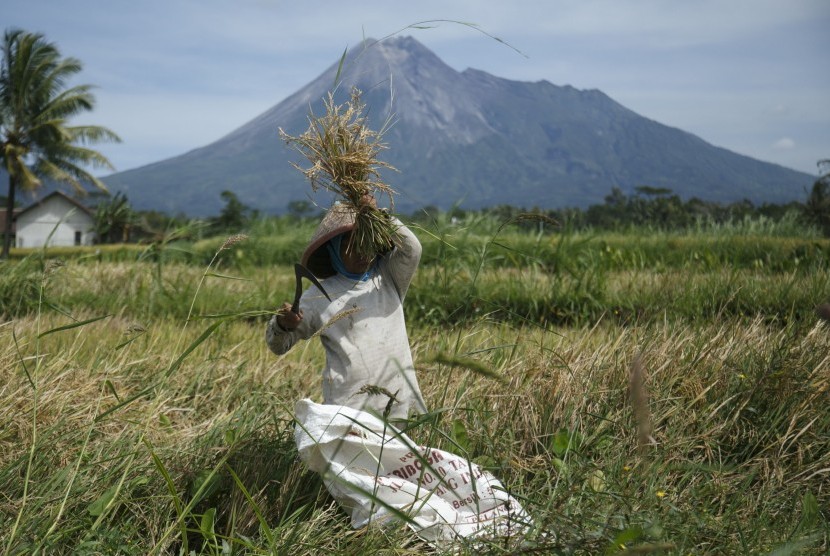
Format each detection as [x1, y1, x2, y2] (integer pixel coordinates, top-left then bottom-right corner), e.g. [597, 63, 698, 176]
[280, 88, 397, 259]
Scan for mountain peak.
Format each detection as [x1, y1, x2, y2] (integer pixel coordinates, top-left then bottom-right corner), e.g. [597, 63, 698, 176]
[327, 36, 492, 144]
[367, 35, 443, 60]
[339, 35, 461, 90]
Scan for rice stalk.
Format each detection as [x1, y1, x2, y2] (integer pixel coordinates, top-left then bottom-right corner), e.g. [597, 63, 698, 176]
[629, 354, 655, 450]
[280, 88, 397, 259]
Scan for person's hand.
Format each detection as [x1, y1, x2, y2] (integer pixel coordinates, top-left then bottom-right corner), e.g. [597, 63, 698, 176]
[277, 302, 302, 330]
[359, 193, 377, 210]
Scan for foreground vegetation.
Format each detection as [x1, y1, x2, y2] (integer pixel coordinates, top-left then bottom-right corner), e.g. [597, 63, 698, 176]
[1, 215, 829, 554]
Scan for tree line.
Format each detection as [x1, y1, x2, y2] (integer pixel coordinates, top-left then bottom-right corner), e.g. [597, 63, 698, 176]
[481, 179, 830, 235]
[82, 170, 830, 246]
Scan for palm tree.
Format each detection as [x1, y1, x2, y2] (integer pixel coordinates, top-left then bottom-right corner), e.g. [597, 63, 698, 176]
[805, 175, 830, 237]
[0, 28, 120, 258]
[93, 191, 134, 243]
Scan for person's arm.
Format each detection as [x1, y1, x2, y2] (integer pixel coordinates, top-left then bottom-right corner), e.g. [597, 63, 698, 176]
[385, 217, 422, 300]
[265, 302, 317, 355]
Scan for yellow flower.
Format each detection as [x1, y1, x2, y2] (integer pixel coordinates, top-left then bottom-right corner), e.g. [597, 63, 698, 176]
[656, 490, 667, 498]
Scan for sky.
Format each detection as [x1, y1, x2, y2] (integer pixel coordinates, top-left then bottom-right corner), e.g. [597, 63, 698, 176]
[6, 0, 830, 178]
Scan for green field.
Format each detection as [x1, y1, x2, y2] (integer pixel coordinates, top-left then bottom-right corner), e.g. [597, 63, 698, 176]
[1, 214, 829, 554]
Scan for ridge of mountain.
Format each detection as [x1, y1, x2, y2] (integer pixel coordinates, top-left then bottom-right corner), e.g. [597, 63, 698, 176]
[101, 36, 814, 216]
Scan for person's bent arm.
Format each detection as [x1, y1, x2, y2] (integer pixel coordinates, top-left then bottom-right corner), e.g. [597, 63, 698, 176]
[385, 217, 422, 300]
[265, 302, 316, 355]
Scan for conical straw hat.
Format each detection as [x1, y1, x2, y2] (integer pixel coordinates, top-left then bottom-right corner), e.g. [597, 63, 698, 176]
[301, 203, 356, 278]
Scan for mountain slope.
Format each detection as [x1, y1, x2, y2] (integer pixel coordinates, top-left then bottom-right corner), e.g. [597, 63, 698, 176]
[101, 36, 814, 216]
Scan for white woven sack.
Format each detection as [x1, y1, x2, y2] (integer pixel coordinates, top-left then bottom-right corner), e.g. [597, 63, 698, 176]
[294, 399, 532, 544]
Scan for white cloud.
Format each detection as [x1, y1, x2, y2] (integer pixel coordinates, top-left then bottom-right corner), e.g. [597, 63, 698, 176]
[773, 137, 797, 150]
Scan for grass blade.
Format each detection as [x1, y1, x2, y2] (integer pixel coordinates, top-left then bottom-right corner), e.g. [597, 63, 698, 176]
[37, 314, 111, 338]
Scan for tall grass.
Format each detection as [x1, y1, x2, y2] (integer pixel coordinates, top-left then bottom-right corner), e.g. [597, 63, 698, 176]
[2, 314, 827, 553]
[689, 210, 821, 238]
[1, 224, 828, 554]
[16, 253, 829, 327]
[5, 215, 830, 331]
[10, 212, 828, 272]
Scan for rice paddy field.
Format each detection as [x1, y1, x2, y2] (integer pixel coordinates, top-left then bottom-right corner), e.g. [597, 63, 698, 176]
[1, 213, 829, 555]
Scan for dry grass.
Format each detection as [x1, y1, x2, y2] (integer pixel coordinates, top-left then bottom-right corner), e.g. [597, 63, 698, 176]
[1, 308, 828, 553]
[1, 225, 829, 554]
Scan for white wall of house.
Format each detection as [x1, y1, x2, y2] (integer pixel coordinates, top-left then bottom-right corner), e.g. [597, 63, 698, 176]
[15, 196, 95, 248]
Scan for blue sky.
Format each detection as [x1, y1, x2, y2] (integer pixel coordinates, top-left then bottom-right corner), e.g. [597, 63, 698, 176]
[7, 0, 830, 178]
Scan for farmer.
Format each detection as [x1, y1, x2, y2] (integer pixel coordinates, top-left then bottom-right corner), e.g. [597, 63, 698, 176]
[265, 196, 427, 420]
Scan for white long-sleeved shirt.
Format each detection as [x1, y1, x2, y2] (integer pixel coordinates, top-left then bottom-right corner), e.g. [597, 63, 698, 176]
[266, 218, 427, 420]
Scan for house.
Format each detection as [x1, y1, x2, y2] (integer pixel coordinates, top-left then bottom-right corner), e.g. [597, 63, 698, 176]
[14, 191, 96, 248]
